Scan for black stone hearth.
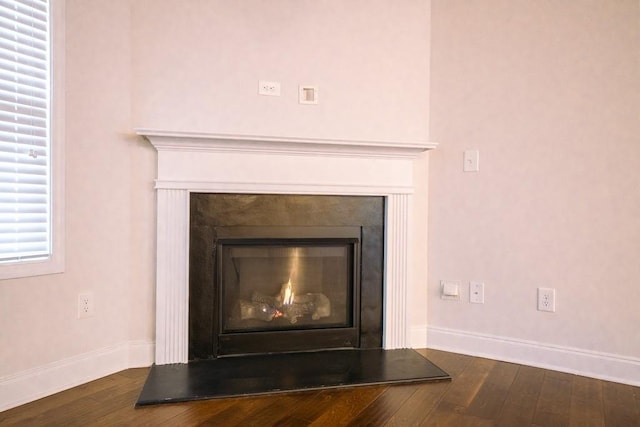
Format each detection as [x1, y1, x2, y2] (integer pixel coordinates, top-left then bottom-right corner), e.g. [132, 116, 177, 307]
[136, 349, 450, 406]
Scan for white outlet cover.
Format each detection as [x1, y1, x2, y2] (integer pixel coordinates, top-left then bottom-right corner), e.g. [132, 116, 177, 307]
[78, 292, 94, 319]
[470, 281, 484, 304]
[537, 287, 556, 312]
[258, 80, 281, 96]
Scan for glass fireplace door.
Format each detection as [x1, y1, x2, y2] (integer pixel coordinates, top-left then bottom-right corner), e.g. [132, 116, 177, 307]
[214, 227, 361, 356]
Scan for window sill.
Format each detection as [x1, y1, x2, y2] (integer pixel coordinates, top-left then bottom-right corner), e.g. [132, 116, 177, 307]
[0, 255, 65, 280]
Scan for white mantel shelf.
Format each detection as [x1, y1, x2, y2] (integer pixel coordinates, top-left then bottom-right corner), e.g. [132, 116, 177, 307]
[137, 129, 437, 159]
[141, 128, 436, 364]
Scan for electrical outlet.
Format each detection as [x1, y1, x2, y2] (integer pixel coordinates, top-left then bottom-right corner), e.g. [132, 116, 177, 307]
[537, 288, 555, 312]
[78, 293, 94, 318]
[258, 80, 281, 96]
[470, 281, 484, 304]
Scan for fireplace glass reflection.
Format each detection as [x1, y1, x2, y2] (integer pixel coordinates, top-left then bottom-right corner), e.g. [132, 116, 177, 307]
[221, 244, 353, 332]
[214, 226, 361, 356]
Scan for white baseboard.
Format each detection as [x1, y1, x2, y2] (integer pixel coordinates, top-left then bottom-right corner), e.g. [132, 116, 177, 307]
[427, 326, 640, 387]
[0, 340, 155, 412]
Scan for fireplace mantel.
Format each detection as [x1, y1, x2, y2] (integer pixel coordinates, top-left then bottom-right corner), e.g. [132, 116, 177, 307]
[138, 129, 436, 159]
[138, 128, 436, 364]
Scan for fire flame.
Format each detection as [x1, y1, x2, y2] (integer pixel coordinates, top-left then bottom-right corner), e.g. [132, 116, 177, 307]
[282, 278, 294, 306]
[281, 247, 300, 307]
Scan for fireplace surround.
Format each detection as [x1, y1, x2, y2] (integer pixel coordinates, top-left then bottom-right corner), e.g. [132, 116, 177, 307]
[139, 129, 436, 365]
[189, 194, 384, 359]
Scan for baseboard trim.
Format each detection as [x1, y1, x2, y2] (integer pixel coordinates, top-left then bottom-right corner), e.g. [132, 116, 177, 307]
[0, 340, 155, 412]
[427, 326, 640, 387]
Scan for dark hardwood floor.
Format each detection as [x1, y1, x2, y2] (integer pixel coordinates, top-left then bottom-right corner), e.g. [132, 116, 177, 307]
[1, 349, 639, 426]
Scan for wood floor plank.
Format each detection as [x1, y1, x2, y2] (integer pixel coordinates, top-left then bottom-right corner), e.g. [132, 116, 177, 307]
[92, 401, 191, 427]
[533, 370, 573, 427]
[437, 356, 496, 408]
[418, 356, 497, 426]
[570, 374, 605, 427]
[14, 391, 133, 427]
[602, 380, 640, 427]
[158, 398, 241, 426]
[232, 390, 324, 426]
[62, 386, 143, 425]
[465, 359, 519, 421]
[285, 388, 362, 424]
[307, 385, 387, 426]
[384, 380, 450, 426]
[496, 364, 545, 426]
[345, 383, 419, 426]
[391, 348, 476, 425]
[196, 394, 283, 426]
[420, 399, 495, 427]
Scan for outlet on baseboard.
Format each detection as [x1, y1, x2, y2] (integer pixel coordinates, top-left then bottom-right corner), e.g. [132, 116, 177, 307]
[78, 293, 94, 319]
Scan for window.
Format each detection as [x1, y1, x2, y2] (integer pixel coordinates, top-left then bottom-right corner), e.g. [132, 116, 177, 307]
[0, 0, 64, 279]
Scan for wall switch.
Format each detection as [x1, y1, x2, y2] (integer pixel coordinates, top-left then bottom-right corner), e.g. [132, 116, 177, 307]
[463, 150, 479, 172]
[78, 293, 94, 318]
[258, 80, 281, 96]
[470, 281, 484, 304]
[537, 288, 555, 312]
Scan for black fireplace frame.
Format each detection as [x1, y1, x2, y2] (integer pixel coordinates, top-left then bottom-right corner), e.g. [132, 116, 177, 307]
[213, 226, 361, 357]
[188, 193, 385, 361]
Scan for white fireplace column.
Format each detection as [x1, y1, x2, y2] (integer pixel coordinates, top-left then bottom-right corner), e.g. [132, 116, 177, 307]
[140, 130, 436, 365]
[384, 193, 411, 350]
[155, 189, 189, 365]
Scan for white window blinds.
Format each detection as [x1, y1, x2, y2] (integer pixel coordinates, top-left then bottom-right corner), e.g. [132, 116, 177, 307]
[0, 0, 51, 263]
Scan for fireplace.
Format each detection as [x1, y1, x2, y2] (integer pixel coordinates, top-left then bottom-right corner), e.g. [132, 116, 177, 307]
[189, 194, 385, 359]
[138, 129, 436, 365]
